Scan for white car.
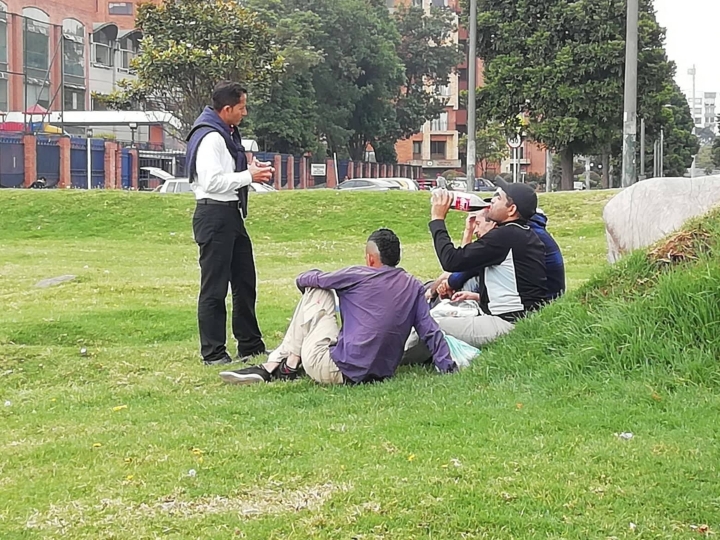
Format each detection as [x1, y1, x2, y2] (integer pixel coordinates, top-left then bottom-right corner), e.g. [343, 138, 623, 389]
[153, 177, 277, 194]
[337, 178, 402, 191]
[376, 177, 420, 190]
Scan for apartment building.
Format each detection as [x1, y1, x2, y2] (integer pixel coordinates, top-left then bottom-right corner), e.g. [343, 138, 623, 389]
[390, 0, 476, 176]
[0, 0, 160, 141]
[686, 91, 717, 134]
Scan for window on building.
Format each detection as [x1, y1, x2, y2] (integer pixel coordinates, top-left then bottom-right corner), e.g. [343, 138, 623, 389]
[0, 3, 7, 71]
[93, 28, 115, 67]
[23, 8, 50, 78]
[109, 2, 134, 16]
[63, 19, 85, 80]
[91, 95, 108, 111]
[430, 141, 446, 159]
[412, 141, 422, 159]
[118, 33, 141, 71]
[431, 112, 448, 131]
[437, 84, 451, 97]
[412, 0, 423, 6]
[0, 78, 7, 112]
[63, 87, 85, 111]
[25, 83, 49, 109]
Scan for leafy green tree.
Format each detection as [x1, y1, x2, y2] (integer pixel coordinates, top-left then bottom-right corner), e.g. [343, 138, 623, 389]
[713, 133, 720, 168]
[459, 121, 510, 177]
[246, 0, 404, 159]
[471, 0, 677, 190]
[695, 144, 715, 171]
[391, 5, 463, 140]
[95, 0, 282, 134]
[248, 0, 461, 157]
[243, 1, 324, 154]
[632, 82, 699, 178]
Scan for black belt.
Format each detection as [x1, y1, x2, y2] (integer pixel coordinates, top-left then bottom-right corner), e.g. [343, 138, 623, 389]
[197, 198, 240, 207]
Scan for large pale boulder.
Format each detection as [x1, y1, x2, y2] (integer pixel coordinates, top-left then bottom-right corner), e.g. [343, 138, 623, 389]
[603, 176, 720, 263]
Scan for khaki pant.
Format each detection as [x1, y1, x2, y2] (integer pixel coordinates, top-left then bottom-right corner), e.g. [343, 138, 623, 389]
[402, 314, 514, 366]
[268, 288, 344, 384]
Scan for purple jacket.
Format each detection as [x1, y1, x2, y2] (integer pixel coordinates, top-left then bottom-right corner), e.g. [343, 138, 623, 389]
[297, 265, 455, 382]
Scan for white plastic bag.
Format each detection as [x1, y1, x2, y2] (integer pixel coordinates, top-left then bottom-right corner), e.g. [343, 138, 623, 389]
[445, 334, 479, 369]
[430, 299, 480, 319]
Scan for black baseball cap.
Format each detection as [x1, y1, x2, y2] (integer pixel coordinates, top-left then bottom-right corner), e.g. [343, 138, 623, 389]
[492, 178, 537, 219]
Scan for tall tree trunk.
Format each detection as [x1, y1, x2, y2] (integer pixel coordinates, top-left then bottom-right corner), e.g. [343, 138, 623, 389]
[560, 147, 574, 191]
[601, 149, 610, 189]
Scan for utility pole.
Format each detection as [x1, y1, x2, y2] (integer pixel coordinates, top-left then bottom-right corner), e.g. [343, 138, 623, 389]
[545, 149, 552, 192]
[621, 0, 639, 188]
[639, 118, 645, 179]
[466, 0, 477, 192]
[585, 156, 591, 190]
[659, 128, 664, 178]
[689, 65, 697, 133]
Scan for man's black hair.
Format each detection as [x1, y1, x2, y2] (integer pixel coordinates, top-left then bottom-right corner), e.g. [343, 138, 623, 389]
[212, 81, 248, 111]
[368, 229, 401, 267]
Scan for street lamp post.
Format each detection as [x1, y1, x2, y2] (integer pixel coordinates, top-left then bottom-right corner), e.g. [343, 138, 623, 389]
[86, 128, 94, 190]
[621, 0, 639, 188]
[128, 122, 138, 148]
[466, 0, 477, 192]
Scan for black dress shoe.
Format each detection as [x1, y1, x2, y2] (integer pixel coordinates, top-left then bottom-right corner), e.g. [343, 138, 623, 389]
[203, 354, 233, 366]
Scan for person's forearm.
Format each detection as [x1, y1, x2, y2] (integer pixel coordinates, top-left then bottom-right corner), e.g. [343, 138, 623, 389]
[461, 228, 474, 247]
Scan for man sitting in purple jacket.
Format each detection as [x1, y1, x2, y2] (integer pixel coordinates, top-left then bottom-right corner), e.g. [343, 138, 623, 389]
[220, 229, 457, 385]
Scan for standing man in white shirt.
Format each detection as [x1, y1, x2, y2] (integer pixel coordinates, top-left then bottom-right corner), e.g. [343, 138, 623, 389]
[185, 81, 274, 366]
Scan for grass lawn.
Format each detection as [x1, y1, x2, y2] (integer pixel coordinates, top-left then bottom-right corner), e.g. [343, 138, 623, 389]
[1, 189, 718, 539]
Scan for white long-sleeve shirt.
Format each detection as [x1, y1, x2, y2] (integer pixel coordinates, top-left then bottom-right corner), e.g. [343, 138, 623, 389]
[192, 131, 252, 201]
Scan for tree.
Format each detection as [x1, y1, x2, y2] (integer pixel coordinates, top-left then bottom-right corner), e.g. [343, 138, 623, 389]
[243, 0, 324, 154]
[245, 0, 404, 159]
[471, 0, 677, 190]
[459, 121, 509, 177]
[95, 0, 282, 135]
[696, 144, 716, 171]
[391, 4, 463, 140]
[713, 134, 720, 168]
[632, 82, 699, 178]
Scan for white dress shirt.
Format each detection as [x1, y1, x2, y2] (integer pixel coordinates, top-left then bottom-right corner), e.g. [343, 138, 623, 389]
[192, 131, 252, 201]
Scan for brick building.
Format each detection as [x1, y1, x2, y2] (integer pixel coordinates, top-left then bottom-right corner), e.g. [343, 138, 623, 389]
[0, 0, 162, 142]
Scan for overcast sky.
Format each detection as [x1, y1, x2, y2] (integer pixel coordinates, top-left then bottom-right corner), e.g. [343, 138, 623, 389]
[654, 0, 720, 98]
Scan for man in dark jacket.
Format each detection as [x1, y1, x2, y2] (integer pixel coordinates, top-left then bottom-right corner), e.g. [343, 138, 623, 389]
[423, 182, 548, 348]
[185, 81, 274, 366]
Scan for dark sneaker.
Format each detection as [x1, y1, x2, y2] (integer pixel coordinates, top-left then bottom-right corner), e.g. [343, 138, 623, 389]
[219, 365, 272, 385]
[275, 358, 303, 381]
[237, 349, 272, 363]
[204, 354, 233, 367]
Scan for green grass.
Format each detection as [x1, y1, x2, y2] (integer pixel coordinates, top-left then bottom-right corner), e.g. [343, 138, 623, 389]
[1, 189, 718, 539]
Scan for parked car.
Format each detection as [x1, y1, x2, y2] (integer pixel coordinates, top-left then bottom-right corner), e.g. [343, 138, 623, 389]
[417, 179, 437, 190]
[153, 178, 193, 193]
[450, 177, 497, 192]
[377, 177, 420, 191]
[153, 178, 277, 194]
[337, 178, 401, 191]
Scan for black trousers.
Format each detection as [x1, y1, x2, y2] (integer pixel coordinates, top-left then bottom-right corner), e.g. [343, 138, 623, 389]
[193, 202, 265, 361]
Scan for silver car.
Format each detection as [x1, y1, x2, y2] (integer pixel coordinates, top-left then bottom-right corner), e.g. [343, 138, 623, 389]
[337, 178, 402, 191]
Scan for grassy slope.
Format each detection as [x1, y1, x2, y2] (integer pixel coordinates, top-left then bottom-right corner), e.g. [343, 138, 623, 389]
[0, 190, 718, 539]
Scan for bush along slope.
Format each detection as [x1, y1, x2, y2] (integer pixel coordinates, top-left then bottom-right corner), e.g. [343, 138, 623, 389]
[479, 209, 720, 389]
